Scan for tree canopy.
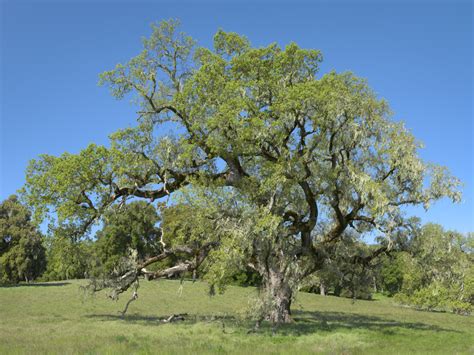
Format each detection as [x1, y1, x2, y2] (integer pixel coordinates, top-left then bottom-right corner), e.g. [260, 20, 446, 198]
[0, 195, 46, 283]
[95, 201, 161, 274]
[394, 224, 473, 314]
[22, 19, 461, 323]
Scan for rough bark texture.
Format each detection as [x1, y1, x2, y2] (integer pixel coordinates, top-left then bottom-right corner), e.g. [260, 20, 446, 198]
[264, 269, 293, 324]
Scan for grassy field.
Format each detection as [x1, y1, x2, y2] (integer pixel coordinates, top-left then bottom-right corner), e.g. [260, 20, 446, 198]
[0, 279, 473, 354]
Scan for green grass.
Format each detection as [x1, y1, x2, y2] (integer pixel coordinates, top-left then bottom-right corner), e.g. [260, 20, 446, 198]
[0, 280, 473, 354]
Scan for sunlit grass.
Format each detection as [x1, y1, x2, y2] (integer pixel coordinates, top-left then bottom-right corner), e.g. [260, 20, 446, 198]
[0, 279, 472, 354]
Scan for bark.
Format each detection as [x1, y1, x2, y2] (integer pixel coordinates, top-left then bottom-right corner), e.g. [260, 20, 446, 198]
[263, 268, 293, 324]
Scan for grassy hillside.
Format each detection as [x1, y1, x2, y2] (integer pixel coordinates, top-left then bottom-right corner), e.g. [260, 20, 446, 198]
[0, 279, 472, 354]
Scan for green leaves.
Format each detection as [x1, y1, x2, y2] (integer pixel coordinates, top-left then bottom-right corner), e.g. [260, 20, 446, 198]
[213, 29, 250, 57]
[0, 195, 46, 283]
[394, 224, 473, 314]
[96, 201, 161, 274]
[23, 144, 112, 227]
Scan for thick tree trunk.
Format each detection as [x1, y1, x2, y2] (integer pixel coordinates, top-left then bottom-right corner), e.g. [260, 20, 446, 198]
[264, 269, 293, 324]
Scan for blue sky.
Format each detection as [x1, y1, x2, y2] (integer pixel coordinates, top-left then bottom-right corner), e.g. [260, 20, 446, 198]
[1, 0, 472, 233]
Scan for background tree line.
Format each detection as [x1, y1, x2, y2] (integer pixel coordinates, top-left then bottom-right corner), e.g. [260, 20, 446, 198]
[1, 194, 472, 315]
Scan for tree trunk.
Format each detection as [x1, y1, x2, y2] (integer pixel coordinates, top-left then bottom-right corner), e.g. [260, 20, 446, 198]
[320, 282, 326, 296]
[263, 269, 293, 324]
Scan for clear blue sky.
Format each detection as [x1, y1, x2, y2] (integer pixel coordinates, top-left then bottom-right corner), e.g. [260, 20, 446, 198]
[1, 0, 473, 233]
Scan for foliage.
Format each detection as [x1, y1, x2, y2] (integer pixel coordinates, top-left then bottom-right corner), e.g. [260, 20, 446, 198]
[301, 233, 377, 300]
[160, 188, 272, 292]
[0, 195, 46, 283]
[394, 224, 473, 314]
[42, 227, 97, 281]
[376, 252, 407, 296]
[229, 267, 262, 287]
[95, 201, 161, 275]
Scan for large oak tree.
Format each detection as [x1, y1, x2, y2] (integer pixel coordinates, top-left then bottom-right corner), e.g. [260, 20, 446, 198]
[23, 20, 460, 323]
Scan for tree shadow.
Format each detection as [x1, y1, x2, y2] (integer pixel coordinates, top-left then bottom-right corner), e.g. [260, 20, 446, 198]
[86, 310, 459, 337]
[0, 282, 71, 288]
[279, 310, 460, 336]
[87, 314, 166, 324]
[85, 313, 234, 327]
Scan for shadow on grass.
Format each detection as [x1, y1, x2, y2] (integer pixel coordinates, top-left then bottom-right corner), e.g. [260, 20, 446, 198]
[285, 310, 459, 336]
[0, 282, 71, 288]
[86, 310, 459, 336]
[86, 313, 231, 325]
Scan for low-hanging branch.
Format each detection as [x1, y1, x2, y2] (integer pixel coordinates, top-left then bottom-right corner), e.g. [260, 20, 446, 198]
[89, 241, 220, 302]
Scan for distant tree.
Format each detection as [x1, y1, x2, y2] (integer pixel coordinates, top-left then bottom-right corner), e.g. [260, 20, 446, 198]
[42, 226, 96, 281]
[395, 224, 473, 314]
[23, 20, 461, 323]
[302, 233, 377, 300]
[0, 195, 46, 283]
[376, 252, 406, 296]
[95, 201, 161, 275]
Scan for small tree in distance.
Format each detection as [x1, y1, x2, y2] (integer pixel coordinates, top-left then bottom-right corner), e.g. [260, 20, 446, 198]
[0, 195, 46, 283]
[394, 224, 473, 314]
[95, 201, 161, 275]
[23, 20, 461, 324]
[42, 226, 95, 281]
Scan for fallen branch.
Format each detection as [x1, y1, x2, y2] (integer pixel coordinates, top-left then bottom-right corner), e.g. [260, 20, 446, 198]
[161, 313, 188, 323]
